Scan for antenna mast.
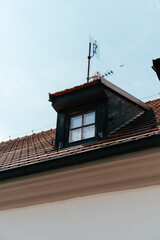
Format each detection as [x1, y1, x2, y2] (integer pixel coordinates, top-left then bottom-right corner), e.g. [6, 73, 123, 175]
[87, 42, 91, 83]
[87, 37, 99, 82]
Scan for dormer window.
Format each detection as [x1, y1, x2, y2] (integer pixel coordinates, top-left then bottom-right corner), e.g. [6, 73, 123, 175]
[49, 79, 112, 149]
[69, 111, 96, 143]
[49, 78, 149, 150]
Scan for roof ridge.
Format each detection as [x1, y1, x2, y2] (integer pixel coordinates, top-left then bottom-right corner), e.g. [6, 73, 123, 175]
[0, 128, 56, 144]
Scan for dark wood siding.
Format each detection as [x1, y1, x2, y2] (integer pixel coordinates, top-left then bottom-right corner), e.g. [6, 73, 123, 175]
[105, 89, 144, 134]
[96, 100, 108, 139]
[55, 112, 66, 150]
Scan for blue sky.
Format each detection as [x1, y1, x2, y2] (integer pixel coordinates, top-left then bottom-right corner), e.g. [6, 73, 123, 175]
[0, 0, 160, 141]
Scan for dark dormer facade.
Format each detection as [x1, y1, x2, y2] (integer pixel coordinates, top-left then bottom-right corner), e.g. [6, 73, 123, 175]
[49, 78, 150, 150]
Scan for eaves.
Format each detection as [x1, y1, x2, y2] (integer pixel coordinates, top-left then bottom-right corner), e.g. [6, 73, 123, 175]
[0, 132, 160, 182]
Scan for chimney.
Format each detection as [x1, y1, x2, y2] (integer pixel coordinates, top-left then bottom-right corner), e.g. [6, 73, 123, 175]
[152, 58, 160, 81]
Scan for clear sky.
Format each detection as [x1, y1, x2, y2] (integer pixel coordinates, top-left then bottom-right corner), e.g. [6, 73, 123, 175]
[0, 0, 160, 142]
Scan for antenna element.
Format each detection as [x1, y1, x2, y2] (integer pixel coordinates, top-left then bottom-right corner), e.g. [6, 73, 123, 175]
[87, 36, 99, 82]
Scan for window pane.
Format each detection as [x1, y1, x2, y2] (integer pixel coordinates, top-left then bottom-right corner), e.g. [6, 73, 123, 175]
[70, 115, 82, 129]
[83, 125, 95, 139]
[70, 128, 82, 142]
[84, 112, 95, 125]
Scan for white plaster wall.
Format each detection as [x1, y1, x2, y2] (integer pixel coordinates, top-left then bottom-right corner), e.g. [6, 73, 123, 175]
[1, 185, 160, 240]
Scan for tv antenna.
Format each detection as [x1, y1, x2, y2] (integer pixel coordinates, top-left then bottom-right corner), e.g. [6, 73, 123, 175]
[87, 36, 100, 82]
[101, 70, 114, 78]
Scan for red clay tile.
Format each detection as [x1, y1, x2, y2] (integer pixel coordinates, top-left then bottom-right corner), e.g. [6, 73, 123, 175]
[0, 99, 160, 172]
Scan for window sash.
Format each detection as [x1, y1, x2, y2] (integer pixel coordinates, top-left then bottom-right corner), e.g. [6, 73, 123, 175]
[69, 111, 95, 143]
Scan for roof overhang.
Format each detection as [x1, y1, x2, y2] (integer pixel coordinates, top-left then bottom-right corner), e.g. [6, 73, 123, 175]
[49, 78, 150, 112]
[0, 132, 160, 181]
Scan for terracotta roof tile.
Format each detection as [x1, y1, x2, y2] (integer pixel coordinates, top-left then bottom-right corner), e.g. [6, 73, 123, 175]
[49, 79, 101, 98]
[0, 129, 56, 171]
[147, 98, 160, 125]
[0, 98, 160, 173]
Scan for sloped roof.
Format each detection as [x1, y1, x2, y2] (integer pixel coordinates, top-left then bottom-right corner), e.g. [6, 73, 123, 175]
[0, 98, 160, 177]
[0, 129, 56, 171]
[50, 79, 101, 97]
[49, 78, 150, 110]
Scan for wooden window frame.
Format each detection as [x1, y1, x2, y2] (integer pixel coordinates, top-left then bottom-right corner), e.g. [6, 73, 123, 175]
[69, 110, 96, 143]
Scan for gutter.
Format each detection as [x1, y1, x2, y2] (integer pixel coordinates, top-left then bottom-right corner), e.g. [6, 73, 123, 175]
[0, 132, 160, 181]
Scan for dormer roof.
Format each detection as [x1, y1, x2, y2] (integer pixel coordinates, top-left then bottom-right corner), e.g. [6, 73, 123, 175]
[49, 78, 150, 111]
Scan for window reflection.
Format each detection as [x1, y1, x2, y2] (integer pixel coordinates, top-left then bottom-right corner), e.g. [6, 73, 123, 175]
[70, 129, 81, 142]
[84, 112, 95, 125]
[83, 125, 95, 139]
[70, 115, 82, 128]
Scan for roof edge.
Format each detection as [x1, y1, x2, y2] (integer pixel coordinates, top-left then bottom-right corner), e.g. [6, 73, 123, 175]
[0, 132, 159, 182]
[49, 79, 101, 100]
[49, 77, 150, 110]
